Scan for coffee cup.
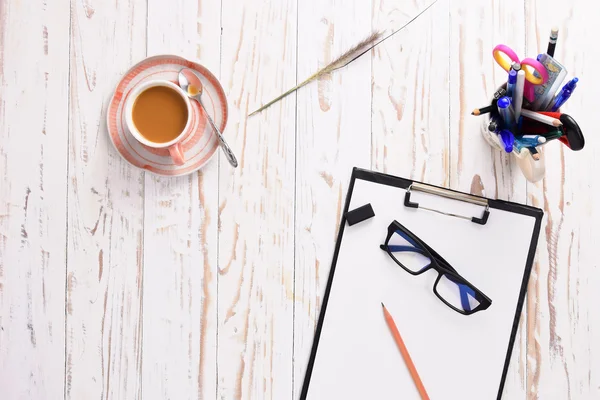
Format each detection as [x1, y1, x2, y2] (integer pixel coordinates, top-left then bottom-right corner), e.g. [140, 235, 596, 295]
[125, 80, 192, 165]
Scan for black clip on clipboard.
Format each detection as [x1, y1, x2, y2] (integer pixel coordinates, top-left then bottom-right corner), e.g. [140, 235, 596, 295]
[404, 182, 490, 225]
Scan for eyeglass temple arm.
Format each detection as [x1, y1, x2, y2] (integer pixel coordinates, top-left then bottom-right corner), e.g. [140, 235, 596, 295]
[444, 273, 478, 311]
[445, 273, 490, 308]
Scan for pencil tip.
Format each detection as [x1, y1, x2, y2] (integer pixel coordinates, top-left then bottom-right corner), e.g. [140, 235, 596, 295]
[381, 302, 385, 308]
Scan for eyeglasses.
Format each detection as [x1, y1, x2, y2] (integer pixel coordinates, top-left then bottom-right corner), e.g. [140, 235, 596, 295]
[380, 220, 492, 315]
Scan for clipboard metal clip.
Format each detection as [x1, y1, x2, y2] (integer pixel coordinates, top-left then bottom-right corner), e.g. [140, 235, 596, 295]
[404, 183, 490, 225]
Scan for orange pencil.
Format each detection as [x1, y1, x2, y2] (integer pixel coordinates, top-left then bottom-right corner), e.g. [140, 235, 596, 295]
[381, 303, 430, 400]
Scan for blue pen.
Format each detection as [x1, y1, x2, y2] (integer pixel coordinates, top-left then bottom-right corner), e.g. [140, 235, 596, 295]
[498, 129, 515, 153]
[514, 138, 531, 152]
[513, 140, 525, 152]
[515, 136, 546, 150]
[520, 135, 546, 143]
[513, 140, 530, 152]
[506, 70, 517, 97]
[497, 97, 515, 129]
[550, 78, 578, 111]
[514, 141, 541, 152]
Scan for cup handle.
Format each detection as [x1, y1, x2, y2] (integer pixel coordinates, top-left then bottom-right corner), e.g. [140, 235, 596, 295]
[168, 143, 185, 165]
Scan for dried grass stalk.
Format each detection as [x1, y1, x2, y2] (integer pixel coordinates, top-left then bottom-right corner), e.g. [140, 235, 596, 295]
[248, 0, 439, 117]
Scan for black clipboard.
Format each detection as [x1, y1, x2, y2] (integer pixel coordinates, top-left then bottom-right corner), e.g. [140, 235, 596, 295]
[300, 167, 543, 400]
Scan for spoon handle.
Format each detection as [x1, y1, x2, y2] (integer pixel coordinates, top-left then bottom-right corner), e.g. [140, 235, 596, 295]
[197, 98, 238, 168]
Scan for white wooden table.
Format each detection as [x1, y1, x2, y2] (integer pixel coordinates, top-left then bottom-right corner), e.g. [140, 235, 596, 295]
[1, 0, 598, 399]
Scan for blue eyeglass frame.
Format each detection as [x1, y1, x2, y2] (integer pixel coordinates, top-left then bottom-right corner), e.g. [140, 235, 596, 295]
[380, 220, 492, 315]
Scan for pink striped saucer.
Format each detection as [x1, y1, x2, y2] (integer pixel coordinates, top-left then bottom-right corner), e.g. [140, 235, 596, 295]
[107, 55, 227, 176]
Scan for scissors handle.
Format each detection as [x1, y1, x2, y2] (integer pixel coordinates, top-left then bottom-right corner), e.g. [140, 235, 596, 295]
[492, 44, 548, 85]
[493, 44, 520, 71]
[520, 58, 549, 85]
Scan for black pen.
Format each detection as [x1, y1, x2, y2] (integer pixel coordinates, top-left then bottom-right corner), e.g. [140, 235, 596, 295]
[547, 27, 559, 57]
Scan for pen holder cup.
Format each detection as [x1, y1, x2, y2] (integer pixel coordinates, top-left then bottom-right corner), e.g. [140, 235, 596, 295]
[480, 93, 546, 183]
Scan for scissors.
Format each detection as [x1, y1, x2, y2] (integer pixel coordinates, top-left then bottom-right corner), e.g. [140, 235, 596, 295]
[493, 44, 548, 102]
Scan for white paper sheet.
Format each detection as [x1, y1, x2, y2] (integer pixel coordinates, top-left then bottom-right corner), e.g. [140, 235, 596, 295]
[304, 178, 537, 400]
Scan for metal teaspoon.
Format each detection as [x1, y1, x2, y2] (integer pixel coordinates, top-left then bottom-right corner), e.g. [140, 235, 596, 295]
[178, 68, 238, 167]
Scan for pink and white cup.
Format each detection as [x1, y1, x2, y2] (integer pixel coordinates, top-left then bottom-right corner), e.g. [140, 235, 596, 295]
[124, 80, 192, 165]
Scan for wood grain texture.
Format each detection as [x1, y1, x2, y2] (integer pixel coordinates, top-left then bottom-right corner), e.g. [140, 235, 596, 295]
[525, 1, 600, 398]
[372, 0, 450, 186]
[217, 0, 297, 398]
[1, 0, 600, 399]
[142, 1, 220, 398]
[293, 1, 372, 398]
[65, 0, 147, 398]
[0, 0, 69, 398]
[449, 0, 527, 201]
[448, 1, 528, 398]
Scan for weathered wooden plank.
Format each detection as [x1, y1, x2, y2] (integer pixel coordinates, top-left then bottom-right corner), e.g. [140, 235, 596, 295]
[372, 0, 450, 185]
[65, 1, 147, 398]
[217, 0, 297, 398]
[449, 0, 528, 398]
[0, 0, 70, 398]
[293, 0, 372, 398]
[142, 1, 221, 398]
[525, 1, 600, 398]
[449, 0, 527, 201]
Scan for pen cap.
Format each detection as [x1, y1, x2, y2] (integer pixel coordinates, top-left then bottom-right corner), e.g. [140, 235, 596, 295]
[508, 70, 517, 84]
[499, 129, 515, 152]
[565, 77, 579, 90]
[497, 96, 512, 109]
